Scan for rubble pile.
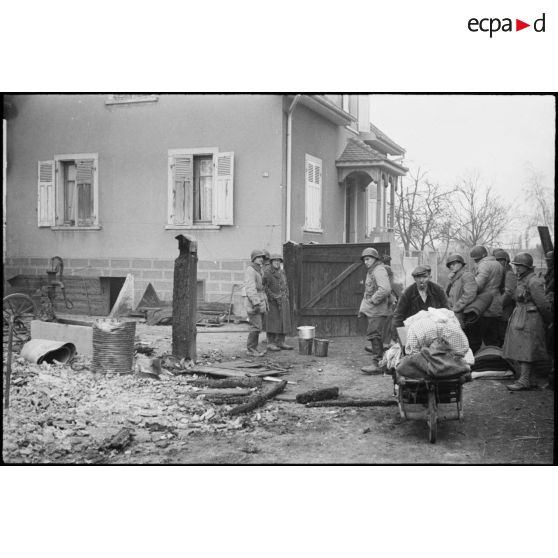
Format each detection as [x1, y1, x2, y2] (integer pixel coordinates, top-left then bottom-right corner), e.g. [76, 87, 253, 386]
[2, 353, 280, 464]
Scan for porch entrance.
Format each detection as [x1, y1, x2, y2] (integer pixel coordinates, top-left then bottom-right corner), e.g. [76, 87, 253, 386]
[283, 241, 390, 338]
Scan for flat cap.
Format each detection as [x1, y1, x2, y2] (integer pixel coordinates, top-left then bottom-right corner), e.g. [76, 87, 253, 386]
[411, 265, 430, 277]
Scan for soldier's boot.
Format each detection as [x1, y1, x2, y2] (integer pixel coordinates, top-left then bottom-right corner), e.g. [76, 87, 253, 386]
[246, 331, 265, 357]
[361, 338, 384, 375]
[267, 333, 281, 352]
[276, 334, 293, 350]
[507, 362, 532, 391]
[364, 339, 375, 354]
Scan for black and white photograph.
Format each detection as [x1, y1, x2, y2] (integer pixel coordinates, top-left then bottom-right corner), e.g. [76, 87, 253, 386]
[2, 93, 554, 464]
[1, 3, 557, 557]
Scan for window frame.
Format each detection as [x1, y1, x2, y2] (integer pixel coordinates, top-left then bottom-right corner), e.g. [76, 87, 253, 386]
[166, 147, 234, 230]
[38, 153, 100, 230]
[54, 153, 99, 229]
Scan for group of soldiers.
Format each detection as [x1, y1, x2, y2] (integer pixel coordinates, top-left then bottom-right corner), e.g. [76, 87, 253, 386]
[359, 245, 554, 391]
[242, 244, 554, 391]
[243, 249, 293, 357]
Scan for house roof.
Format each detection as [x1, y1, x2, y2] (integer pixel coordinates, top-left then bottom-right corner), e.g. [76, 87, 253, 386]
[336, 138, 408, 177]
[361, 122, 405, 156]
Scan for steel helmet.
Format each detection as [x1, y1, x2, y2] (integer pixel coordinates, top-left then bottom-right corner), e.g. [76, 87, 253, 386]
[511, 252, 534, 269]
[360, 247, 380, 261]
[470, 245, 488, 260]
[493, 249, 510, 263]
[262, 249, 271, 261]
[250, 249, 265, 262]
[382, 254, 392, 264]
[446, 253, 465, 268]
[269, 253, 283, 262]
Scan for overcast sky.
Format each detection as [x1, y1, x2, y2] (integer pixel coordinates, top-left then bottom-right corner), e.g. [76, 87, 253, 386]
[369, 94, 556, 203]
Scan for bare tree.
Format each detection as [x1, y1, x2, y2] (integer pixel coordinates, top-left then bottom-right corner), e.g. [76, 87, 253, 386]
[394, 167, 454, 253]
[522, 163, 554, 243]
[449, 170, 510, 247]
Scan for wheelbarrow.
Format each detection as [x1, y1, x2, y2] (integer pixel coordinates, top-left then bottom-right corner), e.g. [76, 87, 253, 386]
[391, 326, 472, 443]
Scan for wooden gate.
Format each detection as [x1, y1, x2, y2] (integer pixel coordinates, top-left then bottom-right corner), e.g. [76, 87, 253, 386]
[283, 242, 390, 338]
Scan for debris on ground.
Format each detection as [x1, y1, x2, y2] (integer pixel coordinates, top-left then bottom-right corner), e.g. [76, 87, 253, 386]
[296, 387, 339, 404]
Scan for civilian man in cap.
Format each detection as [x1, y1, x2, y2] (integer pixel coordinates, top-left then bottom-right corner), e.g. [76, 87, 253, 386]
[469, 245, 503, 350]
[392, 265, 449, 334]
[493, 249, 517, 346]
[358, 247, 391, 374]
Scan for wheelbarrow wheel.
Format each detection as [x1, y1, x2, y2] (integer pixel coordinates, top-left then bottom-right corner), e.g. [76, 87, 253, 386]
[427, 389, 437, 443]
[3, 293, 39, 343]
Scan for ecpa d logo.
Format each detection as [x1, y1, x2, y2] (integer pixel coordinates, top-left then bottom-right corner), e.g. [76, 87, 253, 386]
[468, 13, 546, 37]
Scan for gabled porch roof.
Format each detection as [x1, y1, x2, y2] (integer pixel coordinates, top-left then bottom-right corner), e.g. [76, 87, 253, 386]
[336, 137, 408, 184]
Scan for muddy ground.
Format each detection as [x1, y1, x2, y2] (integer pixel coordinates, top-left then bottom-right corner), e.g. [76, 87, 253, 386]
[2, 319, 555, 464]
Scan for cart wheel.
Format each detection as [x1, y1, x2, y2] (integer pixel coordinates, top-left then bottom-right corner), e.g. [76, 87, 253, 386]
[3, 293, 38, 343]
[427, 390, 437, 443]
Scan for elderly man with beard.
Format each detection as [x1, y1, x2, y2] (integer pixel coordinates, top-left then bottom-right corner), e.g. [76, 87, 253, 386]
[392, 265, 449, 335]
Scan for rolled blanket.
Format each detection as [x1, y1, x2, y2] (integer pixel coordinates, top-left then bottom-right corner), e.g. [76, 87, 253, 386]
[462, 291, 493, 324]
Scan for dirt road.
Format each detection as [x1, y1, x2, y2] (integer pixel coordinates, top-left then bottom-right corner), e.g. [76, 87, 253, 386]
[2, 321, 554, 464]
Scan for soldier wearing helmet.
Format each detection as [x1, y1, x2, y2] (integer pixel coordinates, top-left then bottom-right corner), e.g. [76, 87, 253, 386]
[493, 249, 517, 345]
[392, 265, 449, 335]
[543, 250, 554, 390]
[467, 245, 504, 352]
[445, 253, 477, 328]
[262, 253, 293, 351]
[358, 247, 391, 374]
[502, 252, 552, 390]
[243, 249, 269, 356]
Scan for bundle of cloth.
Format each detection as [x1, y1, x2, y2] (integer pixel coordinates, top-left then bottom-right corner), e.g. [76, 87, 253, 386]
[396, 308, 473, 381]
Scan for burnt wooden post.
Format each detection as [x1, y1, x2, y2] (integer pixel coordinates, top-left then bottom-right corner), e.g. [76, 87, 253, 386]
[172, 234, 198, 360]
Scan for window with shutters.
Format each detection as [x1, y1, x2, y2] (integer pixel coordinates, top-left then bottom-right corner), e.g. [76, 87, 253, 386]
[37, 153, 99, 229]
[304, 154, 323, 232]
[167, 148, 234, 229]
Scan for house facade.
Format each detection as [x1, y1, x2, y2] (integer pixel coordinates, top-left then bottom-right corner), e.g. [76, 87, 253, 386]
[3, 94, 406, 312]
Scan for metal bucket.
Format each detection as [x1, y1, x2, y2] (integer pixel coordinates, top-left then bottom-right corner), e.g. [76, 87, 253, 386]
[20, 339, 77, 364]
[313, 338, 329, 357]
[297, 326, 315, 339]
[91, 320, 136, 374]
[298, 338, 313, 355]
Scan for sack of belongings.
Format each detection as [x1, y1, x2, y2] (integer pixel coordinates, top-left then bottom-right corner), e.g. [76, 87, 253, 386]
[403, 308, 470, 357]
[396, 338, 471, 381]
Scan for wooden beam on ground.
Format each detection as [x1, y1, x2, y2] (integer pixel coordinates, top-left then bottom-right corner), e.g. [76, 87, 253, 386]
[306, 398, 398, 408]
[296, 387, 339, 404]
[228, 380, 288, 416]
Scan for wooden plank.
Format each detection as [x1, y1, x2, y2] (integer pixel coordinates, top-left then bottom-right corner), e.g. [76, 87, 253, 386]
[188, 365, 281, 378]
[304, 262, 361, 308]
[299, 308, 358, 316]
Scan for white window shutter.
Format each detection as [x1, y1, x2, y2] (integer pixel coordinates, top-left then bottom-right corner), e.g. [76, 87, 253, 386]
[38, 160, 55, 227]
[212, 152, 234, 225]
[169, 154, 193, 225]
[314, 160, 322, 229]
[304, 159, 312, 229]
[304, 156, 322, 230]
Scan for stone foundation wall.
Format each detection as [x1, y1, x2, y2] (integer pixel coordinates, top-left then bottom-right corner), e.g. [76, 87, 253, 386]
[3, 257, 249, 313]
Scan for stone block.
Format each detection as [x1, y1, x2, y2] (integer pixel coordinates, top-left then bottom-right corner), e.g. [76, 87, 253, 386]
[30, 320, 93, 356]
